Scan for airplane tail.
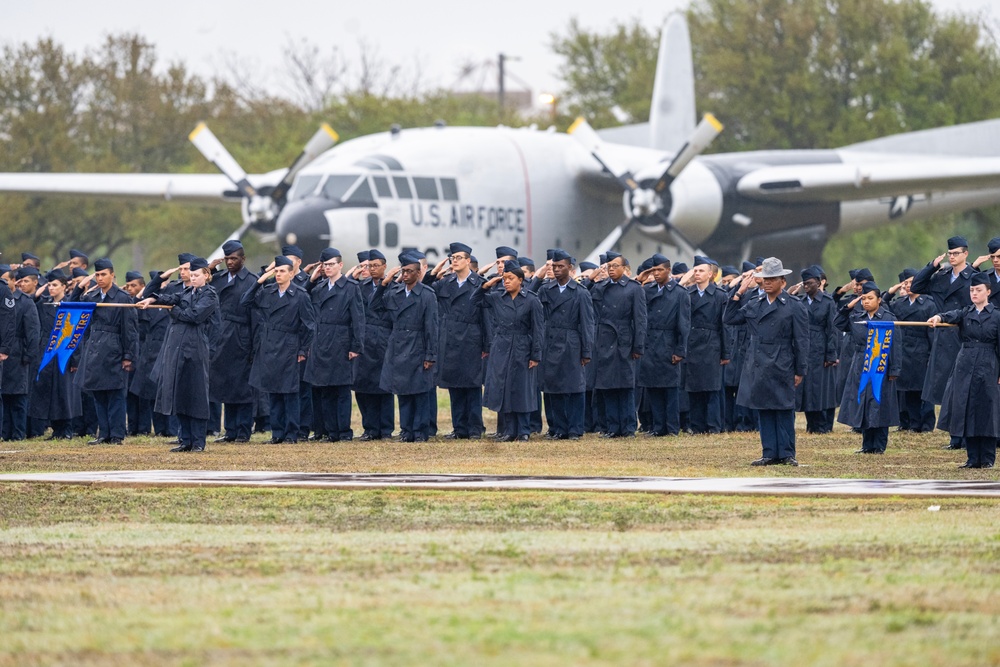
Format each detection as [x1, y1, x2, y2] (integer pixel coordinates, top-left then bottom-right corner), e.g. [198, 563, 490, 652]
[596, 12, 696, 152]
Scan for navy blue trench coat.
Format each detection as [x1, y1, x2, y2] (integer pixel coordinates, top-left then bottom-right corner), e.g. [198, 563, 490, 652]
[588, 277, 647, 390]
[69, 283, 139, 392]
[353, 277, 393, 395]
[537, 279, 594, 394]
[240, 282, 316, 395]
[835, 305, 901, 429]
[473, 286, 544, 413]
[209, 267, 257, 404]
[304, 275, 365, 387]
[723, 290, 809, 411]
[889, 294, 936, 392]
[795, 291, 839, 412]
[1, 290, 40, 395]
[911, 262, 975, 403]
[30, 296, 81, 421]
[936, 304, 1000, 438]
[150, 286, 219, 419]
[685, 283, 729, 392]
[377, 281, 438, 396]
[431, 272, 486, 389]
[638, 281, 690, 389]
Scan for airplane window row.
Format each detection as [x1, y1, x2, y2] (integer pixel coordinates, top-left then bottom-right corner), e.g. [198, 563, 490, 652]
[289, 173, 460, 204]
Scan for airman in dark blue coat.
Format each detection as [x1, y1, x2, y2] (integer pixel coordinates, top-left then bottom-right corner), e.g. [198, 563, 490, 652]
[931, 272, 1000, 468]
[835, 282, 901, 454]
[68, 258, 139, 444]
[424, 242, 486, 439]
[684, 256, 730, 434]
[377, 252, 439, 442]
[139, 257, 220, 451]
[30, 271, 81, 439]
[534, 249, 594, 439]
[0, 268, 15, 438]
[208, 240, 257, 442]
[586, 252, 646, 437]
[638, 254, 689, 436]
[795, 266, 839, 434]
[1, 267, 41, 440]
[281, 244, 315, 439]
[888, 268, 937, 432]
[240, 256, 316, 443]
[724, 258, 809, 466]
[304, 248, 365, 442]
[353, 250, 395, 440]
[473, 260, 544, 441]
[911, 237, 975, 451]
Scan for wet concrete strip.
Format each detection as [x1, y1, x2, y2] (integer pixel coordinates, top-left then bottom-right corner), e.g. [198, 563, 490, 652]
[1, 470, 1000, 498]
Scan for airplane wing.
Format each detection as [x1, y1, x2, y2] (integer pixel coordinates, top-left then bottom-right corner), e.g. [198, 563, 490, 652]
[0, 173, 265, 204]
[737, 156, 1000, 203]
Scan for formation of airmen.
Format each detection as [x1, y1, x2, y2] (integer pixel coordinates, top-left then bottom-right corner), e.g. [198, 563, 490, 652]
[0, 232, 997, 468]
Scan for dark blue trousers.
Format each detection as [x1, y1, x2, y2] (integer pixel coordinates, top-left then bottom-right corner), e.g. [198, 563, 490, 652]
[93, 388, 127, 440]
[900, 390, 936, 432]
[178, 414, 208, 450]
[424, 388, 438, 436]
[688, 390, 722, 434]
[501, 411, 531, 438]
[222, 402, 253, 440]
[269, 391, 300, 442]
[804, 410, 834, 434]
[758, 409, 795, 460]
[398, 392, 429, 441]
[861, 427, 888, 453]
[599, 388, 636, 436]
[153, 411, 175, 437]
[74, 391, 98, 436]
[298, 380, 313, 439]
[208, 401, 222, 434]
[966, 437, 997, 467]
[127, 394, 152, 435]
[448, 387, 484, 437]
[529, 389, 543, 434]
[27, 417, 48, 439]
[356, 392, 394, 438]
[547, 392, 586, 438]
[315, 385, 353, 441]
[645, 387, 680, 436]
[2, 393, 28, 440]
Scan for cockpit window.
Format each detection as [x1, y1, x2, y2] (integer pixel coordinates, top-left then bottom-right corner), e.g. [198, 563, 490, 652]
[440, 178, 459, 201]
[345, 178, 376, 206]
[322, 174, 361, 201]
[393, 176, 412, 199]
[372, 176, 393, 198]
[288, 174, 321, 201]
[413, 177, 439, 201]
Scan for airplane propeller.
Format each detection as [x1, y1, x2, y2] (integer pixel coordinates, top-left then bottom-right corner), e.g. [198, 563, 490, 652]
[570, 113, 723, 263]
[188, 122, 339, 259]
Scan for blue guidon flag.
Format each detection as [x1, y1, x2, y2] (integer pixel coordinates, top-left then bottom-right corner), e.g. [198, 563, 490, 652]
[36, 302, 97, 378]
[858, 321, 894, 403]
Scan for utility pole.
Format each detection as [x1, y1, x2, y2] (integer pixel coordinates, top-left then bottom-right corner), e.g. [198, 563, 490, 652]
[498, 52, 520, 113]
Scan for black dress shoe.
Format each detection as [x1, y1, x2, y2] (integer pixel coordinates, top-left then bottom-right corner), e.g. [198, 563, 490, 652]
[567, 435, 581, 440]
[750, 457, 777, 466]
[166, 438, 182, 445]
[191, 446, 205, 452]
[359, 433, 375, 442]
[982, 463, 994, 469]
[107, 438, 123, 445]
[87, 437, 107, 446]
[495, 434, 516, 442]
[170, 444, 192, 452]
[944, 443, 964, 450]
[234, 437, 250, 443]
[269, 438, 284, 444]
[442, 432, 467, 440]
[413, 435, 428, 442]
[517, 434, 530, 442]
[779, 457, 799, 466]
[214, 436, 235, 443]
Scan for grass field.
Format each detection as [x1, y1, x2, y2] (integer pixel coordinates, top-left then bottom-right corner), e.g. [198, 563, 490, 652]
[1, 416, 998, 665]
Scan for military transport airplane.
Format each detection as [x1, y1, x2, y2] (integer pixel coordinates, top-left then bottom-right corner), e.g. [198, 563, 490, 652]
[3, 13, 1000, 268]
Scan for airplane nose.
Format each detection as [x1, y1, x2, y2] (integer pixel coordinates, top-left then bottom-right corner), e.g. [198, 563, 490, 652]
[275, 197, 333, 260]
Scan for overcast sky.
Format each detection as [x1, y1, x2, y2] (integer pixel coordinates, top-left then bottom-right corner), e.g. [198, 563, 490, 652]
[4, 0, 997, 107]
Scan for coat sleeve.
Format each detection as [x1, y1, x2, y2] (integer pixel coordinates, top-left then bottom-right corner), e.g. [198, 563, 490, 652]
[824, 299, 839, 362]
[239, 281, 262, 308]
[718, 292, 730, 361]
[722, 292, 747, 325]
[910, 262, 938, 298]
[631, 284, 647, 356]
[676, 289, 691, 359]
[423, 292, 439, 363]
[834, 303, 854, 333]
[529, 295, 544, 362]
[887, 314, 902, 377]
[297, 293, 316, 358]
[791, 300, 810, 377]
[938, 308, 964, 325]
[121, 299, 139, 363]
[0, 286, 16, 357]
[349, 285, 365, 355]
[21, 299, 41, 364]
[174, 290, 219, 325]
[579, 289, 595, 360]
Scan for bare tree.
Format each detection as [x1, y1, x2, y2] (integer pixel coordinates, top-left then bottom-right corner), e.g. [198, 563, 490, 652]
[282, 37, 347, 111]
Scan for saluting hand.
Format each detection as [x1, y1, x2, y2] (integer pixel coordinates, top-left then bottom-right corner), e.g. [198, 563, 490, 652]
[933, 253, 946, 268]
[208, 258, 224, 271]
[973, 254, 991, 268]
[484, 276, 502, 289]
